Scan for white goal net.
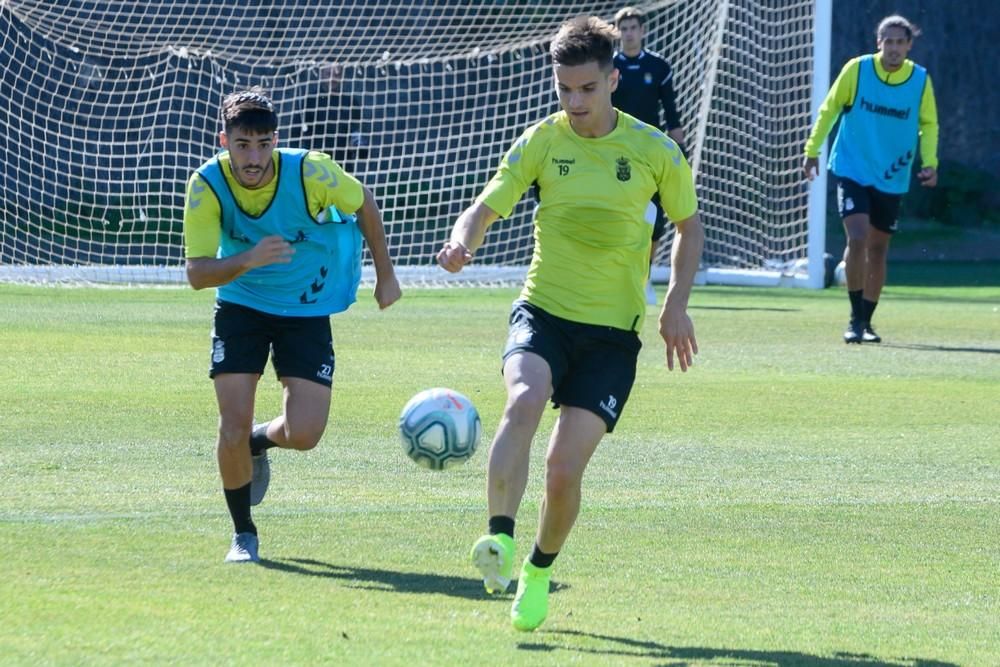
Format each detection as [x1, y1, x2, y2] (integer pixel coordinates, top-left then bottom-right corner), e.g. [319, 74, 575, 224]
[0, 0, 827, 287]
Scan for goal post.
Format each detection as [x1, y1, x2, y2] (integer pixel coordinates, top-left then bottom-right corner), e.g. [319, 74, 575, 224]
[0, 0, 831, 288]
[806, 0, 832, 289]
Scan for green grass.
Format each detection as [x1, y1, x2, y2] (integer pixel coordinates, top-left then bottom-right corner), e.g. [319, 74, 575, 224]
[0, 282, 997, 666]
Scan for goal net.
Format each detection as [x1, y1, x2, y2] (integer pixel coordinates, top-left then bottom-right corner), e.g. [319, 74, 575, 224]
[0, 0, 827, 287]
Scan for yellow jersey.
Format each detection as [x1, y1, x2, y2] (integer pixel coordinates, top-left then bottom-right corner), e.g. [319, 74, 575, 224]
[478, 110, 697, 331]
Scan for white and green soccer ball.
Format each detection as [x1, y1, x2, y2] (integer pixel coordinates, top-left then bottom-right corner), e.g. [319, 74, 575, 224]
[399, 388, 481, 471]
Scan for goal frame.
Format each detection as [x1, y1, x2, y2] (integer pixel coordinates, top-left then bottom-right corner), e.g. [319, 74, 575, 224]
[0, 0, 834, 289]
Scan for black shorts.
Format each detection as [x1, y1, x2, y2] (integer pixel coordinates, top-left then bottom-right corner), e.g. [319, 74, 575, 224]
[836, 177, 902, 234]
[209, 300, 335, 387]
[501, 301, 642, 432]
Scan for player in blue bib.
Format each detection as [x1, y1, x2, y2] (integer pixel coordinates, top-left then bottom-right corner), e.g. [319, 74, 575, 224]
[804, 15, 939, 343]
[183, 87, 401, 563]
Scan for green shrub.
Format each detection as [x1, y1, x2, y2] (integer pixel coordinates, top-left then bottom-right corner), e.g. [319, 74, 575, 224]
[903, 160, 1000, 227]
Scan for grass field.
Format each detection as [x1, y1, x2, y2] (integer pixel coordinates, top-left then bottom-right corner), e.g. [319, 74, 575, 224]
[0, 278, 997, 666]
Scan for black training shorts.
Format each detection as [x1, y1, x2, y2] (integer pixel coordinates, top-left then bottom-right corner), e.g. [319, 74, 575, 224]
[209, 300, 335, 387]
[501, 300, 642, 432]
[836, 177, 903, 234]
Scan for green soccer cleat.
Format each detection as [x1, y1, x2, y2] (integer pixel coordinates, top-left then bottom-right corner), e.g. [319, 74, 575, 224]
[510, 558, 551, 632]
[470, 533, 515, 594]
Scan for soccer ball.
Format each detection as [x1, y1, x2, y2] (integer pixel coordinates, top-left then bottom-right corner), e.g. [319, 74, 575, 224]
[399, 388, 482, 470]
[834, 260, 847, 286]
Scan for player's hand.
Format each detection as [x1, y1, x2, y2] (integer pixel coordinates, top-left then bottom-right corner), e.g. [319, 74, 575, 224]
[803, 156, 820, 181]
[660, 305, 698, 372]
[373, 274, 402, 310]
[436, 240, 473, 273]
[918, 167, 937, 187]
[249, 235, 294, 267]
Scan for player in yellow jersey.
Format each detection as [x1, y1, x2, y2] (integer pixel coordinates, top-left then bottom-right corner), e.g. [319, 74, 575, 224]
[437, 16, 703, 631]
[184, 87, 401, 563]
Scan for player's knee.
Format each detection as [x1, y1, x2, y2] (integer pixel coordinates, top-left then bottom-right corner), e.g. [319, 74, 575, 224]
[217, 421, 252, 453]
[846, 236, 867, 255]
[544, 455, 583, 497]
[866, 239, 889, 261]
[505, 383, 548, 424]
[282, 421, 324, 451]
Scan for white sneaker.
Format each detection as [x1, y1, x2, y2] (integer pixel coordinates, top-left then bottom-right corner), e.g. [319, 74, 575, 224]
[225, 532, 260, 563]
[644, 280, 657, 305]
[250, 453, 270, 506]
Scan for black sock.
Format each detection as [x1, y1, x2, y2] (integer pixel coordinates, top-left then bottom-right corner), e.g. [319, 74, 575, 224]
[250, 421, 278, 456]
[862, 299, 878, 325]
[488, 515, 515, 539]
[528, 543, 558, 569]
[224, 483, 256, 535]
[848, 289, 863, 322]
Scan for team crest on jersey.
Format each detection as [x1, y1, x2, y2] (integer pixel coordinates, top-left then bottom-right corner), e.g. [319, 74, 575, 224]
[644, 72, 653, 85]
[616, 157, 631, 182]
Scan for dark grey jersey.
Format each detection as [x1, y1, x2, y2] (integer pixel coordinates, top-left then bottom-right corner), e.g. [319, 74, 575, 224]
[612, 49, 681, 132]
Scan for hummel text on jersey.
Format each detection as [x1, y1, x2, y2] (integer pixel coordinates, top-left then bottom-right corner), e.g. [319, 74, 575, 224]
[553, 157, 575, 176]
[859, 96, 911, 120]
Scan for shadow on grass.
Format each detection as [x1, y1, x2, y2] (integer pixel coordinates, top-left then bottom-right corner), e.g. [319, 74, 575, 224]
[518, 629, 958, 667]
[880, 342, 1000, 355]
[258, 557, 568, 600]
[887, 293, 1000, 305]
[692, 305, 801, 312]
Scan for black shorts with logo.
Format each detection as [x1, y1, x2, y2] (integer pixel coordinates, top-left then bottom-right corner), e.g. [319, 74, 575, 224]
[836, 177, 903, 234]
[501, 300, 642, 433]
[209, 300, 335, 387]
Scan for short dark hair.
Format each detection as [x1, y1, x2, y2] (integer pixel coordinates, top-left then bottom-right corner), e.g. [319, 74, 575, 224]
[614, 6, 645, 27]
[220, 86, 278, 134]
[877, 15, 920, 41]
[550, 16, 618, 70]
